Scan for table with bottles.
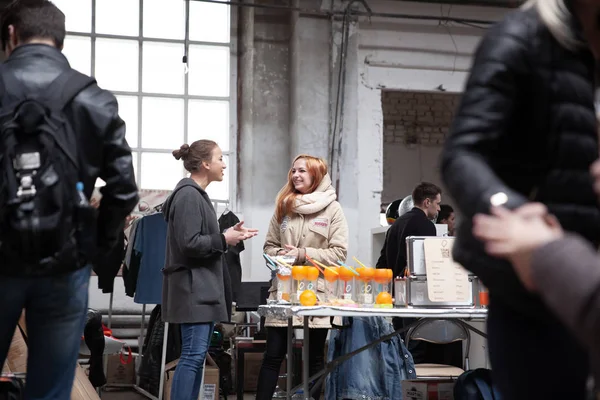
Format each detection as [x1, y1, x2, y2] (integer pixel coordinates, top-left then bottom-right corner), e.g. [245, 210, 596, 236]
[258, 262, 488, 400]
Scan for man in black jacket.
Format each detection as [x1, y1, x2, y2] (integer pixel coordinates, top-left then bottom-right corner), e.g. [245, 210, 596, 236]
[0, 2, 138, 398]
[441, 1, 600, 398]
[377, 183, 445, 363]
[376, 182, 440, 278]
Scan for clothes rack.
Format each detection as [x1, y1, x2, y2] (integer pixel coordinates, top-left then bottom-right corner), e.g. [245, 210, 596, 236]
[105, 199, 231, 400]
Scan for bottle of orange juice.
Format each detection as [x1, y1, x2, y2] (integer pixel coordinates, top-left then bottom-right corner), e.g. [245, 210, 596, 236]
[291, 266, 307, 304]
[323, 266, 339, 302]
[374, 268, 394, 307]
[357, 267, 375, 306]
[305, 266, 319, 292]
[276, 266, 292, 302]
[338, 266, 355, 301]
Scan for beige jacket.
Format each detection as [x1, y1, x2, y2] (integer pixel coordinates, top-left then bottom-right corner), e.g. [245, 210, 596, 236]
[264, 174, 348, 328]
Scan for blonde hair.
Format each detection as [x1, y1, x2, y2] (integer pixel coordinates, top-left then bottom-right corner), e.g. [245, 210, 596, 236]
[523, 0, 581, 51]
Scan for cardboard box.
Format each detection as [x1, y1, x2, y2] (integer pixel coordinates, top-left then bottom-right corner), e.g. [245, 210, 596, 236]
[402, 380, 455, 400]
[243, 352, 263, 392]
[163, 359, 220, 400]
[105, 354, 136, 385]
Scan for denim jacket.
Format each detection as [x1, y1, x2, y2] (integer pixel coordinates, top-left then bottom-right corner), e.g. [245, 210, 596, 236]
[325, 316, 416, 400]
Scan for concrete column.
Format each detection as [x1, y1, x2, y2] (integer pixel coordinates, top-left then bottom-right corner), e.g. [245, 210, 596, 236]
[238, 0, 254, 208]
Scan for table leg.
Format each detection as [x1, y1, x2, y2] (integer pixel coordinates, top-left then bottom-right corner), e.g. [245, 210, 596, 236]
[237, 348, 244, 400]
[302, 316, 309, 400]
[287, 317, 293, 400]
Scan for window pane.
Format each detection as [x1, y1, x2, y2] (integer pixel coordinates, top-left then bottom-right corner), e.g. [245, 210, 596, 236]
[116, 95, 139, 148]
[96, 0, 139, 36]
[140, 153, 184, 190]
[141, 97, 184, 150]
[206, 155, 229, 201]
[189, 0, 230, 43]
[95, 39, 139, 92]
[142, 42, 185, 95]
[132, 152, 139, 185]
[188, 45, 230, 97]
[53, 0, 91, 33]
[62, 36, 91, 75]
[143, 0, 185, 40]
[188, 100, 229, 151]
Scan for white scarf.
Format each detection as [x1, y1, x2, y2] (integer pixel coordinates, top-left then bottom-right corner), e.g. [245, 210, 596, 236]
[293, 174, 337, 215]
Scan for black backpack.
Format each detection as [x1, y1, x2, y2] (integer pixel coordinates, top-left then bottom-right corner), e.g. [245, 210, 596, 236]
[454, 368, 501, 400]
[0, 68, 98, 275]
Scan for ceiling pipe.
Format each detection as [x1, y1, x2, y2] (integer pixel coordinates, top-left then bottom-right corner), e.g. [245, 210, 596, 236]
[190, 0, 497, 27]
[389, 0, 525, 7]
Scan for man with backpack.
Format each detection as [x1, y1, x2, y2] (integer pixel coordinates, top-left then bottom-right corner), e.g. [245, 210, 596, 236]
[0, 1, 138, 398]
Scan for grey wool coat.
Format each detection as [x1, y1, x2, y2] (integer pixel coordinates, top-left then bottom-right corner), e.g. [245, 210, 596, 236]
[162, 178, 228, 324]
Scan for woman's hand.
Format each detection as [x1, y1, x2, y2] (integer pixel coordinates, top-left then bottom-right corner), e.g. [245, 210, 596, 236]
[282, 245, 299, 258]
[224, 222, 258, 246]
[233, 221, 258, 237]
[472, 205, 563, 291]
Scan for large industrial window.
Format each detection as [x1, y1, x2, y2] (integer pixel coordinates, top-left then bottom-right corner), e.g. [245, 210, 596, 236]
[53, 0, 234, 202]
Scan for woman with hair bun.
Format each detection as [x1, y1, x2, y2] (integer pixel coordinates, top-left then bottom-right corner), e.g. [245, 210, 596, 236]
[162, 140, 258, 400]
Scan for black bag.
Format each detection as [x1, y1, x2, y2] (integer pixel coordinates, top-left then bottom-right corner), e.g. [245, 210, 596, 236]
[453, 368, 501, 400]
[0, 374, 25, 400]
[0, 69, 97, 275]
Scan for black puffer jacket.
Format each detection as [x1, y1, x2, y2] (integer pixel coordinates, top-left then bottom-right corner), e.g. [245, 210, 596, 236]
[441, 7, 600, 306]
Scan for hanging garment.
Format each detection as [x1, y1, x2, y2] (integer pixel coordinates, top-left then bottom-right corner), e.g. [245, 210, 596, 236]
[132, 213, 167, 304]
[326, 316, 416, 400]
[94, 229, 126, 294]
[218, 211, 244, 302]
[123, 217, 142, 297]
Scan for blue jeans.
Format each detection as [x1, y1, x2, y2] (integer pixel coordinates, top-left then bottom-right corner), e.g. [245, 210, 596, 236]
[171, 322, 215, 400]
[0, 266, 91, 400]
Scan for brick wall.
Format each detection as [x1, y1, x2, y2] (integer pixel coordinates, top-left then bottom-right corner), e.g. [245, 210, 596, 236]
[382, 91, 460, 146]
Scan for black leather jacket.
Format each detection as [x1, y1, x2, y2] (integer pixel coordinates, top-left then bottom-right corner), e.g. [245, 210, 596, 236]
[441, 7, 600, 304]
[3, 44, 139, 265]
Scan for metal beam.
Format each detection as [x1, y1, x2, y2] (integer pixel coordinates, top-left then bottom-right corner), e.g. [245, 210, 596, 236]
[190, 0, 497, 27]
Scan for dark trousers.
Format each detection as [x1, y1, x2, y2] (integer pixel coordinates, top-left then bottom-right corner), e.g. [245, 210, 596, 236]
[0, 266, 91, 400]
[488, 294, 589, 400]
[256, 327, 328, 400]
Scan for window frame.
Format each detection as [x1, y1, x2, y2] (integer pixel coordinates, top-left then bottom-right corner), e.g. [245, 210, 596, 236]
[65, 0, 236, 203]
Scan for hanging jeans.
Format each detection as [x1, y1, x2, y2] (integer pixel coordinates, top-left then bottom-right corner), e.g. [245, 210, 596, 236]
[256, 327, 328, 400]
[0, 266, 91, 400]
[171, 322, 215, 400]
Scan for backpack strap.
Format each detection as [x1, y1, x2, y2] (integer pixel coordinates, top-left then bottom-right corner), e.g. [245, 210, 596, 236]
[473, 375, 496, 400]
[41, 69, 96, 110]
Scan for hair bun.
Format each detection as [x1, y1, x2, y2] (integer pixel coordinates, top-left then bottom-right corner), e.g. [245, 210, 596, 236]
[173, 143, 190, 160]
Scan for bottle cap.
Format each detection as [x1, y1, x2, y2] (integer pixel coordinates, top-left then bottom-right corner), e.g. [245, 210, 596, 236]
[76, 182, 84, 192]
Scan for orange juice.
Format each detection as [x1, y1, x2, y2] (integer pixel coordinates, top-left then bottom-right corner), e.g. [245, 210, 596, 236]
[323, 266, 339, 302]
[357, 267, 375, 305]
[338, 266, 355, 300]
[291, 266, 307, 304]
[373, 268, 393, 307]
[305, 266, 319, 292]
[276, 268, 292, 302]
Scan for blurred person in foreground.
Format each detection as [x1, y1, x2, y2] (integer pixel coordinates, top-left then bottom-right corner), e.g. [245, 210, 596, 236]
[0, 1, 138, 399]
[471, 159, 600, 389]
[440, 0, 600, 398]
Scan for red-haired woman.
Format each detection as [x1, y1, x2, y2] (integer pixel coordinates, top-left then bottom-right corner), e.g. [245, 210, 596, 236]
[257, 154, 349, 400]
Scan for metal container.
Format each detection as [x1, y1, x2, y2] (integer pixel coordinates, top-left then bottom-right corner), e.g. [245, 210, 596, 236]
[406, 236, 475, 276]
[405, 276, 476, 308]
